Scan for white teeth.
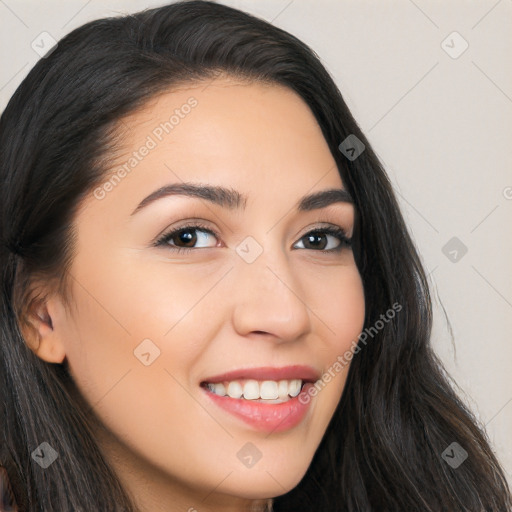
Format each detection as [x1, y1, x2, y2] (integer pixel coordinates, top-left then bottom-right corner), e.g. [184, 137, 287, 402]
[288, 379, 301, 397]
[242, 380, 260, 400]
[227, 381, 243, 398]
[278, 380, 289, 399]
[205, 379, 303, 400]
[208, 382, 226, 396]
[260, 380, 278, 399]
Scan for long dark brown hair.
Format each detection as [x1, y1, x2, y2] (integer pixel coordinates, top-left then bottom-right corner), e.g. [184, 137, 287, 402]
[1, 1, 510, 510]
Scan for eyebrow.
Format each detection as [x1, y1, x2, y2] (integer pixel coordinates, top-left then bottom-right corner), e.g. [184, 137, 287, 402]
[130, 182, 353, 216]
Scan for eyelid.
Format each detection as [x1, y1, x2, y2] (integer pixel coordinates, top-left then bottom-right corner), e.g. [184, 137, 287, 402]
[296, 221, 350, 239]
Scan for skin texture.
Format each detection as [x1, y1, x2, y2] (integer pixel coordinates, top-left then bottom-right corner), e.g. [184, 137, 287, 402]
[24, 77, 365, 512]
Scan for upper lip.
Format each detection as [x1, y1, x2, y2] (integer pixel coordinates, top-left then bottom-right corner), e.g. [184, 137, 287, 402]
[201, 365, 321, 384]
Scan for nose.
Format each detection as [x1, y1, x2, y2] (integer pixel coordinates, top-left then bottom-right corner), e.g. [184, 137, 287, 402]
[230, 244, 311, 343]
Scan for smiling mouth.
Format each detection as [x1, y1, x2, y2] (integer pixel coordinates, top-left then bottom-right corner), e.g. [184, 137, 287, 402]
[200, 373, 318, 433]
[200, 378, 309, 403]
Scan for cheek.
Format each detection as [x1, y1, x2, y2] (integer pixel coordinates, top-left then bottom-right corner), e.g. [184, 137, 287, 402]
[307, 262, 366, 354]
[301, 262, 365, 413]
[59, 254, 224, 429]
[59, 271, 220, 481]
[58, 257, 196, 412]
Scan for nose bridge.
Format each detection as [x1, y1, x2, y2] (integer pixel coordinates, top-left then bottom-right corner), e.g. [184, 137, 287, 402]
[230, 235, 311, 341]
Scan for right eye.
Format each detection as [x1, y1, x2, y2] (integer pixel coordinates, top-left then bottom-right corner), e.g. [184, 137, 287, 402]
[154, 223, 220, 253]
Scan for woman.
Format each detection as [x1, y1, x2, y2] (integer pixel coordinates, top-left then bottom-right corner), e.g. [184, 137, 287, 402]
[0, 1, 510, 511]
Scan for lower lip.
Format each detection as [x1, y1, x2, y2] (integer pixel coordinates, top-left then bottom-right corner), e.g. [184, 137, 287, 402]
[202, 382, 314, 433]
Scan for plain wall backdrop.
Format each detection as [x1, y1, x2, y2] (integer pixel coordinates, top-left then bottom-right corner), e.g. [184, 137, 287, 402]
[1, 0, 511, 487]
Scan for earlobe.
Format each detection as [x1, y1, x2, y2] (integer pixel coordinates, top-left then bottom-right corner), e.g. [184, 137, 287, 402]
[34, 338, 66, 364]
[20, 298, 66, 364]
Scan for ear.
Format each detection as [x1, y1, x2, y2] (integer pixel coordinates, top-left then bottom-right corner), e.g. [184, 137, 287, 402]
[20, 292, 67, 364]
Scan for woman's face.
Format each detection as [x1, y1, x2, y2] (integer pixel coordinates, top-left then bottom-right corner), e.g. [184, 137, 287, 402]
[44, 77, 365, 511]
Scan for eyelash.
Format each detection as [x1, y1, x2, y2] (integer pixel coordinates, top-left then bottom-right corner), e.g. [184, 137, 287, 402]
[154, 221, 352, 254]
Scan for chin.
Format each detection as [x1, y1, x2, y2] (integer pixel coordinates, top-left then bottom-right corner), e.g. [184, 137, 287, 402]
[220, 462, 308, 499]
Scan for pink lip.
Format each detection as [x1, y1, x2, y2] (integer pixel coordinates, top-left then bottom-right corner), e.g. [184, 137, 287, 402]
[201, 365, 321, 384]
[202, 382, 316, 433]
[200, 365, 320, 433]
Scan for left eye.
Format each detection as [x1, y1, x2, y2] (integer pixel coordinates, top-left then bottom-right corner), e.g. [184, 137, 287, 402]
[155, 225, 351, 253]
[293, 228, 350, 252]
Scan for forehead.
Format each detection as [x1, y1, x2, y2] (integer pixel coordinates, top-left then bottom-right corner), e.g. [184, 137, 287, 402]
[81, 77, 345, 222]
